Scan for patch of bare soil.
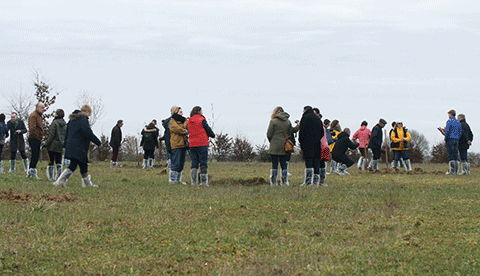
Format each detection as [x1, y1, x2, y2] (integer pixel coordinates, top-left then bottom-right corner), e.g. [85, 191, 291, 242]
[0, 188, 78, 203]
[359, 167, 445, 175]
[210, 177, 269, 186]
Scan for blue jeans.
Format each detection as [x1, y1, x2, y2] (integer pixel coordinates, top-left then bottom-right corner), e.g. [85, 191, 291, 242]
[393, 150, 409, 161]
[446, 139, 459, 161]
[171, 148, 186, 172]
[459, 148, 468, 162]
[190, 146, 209, 170]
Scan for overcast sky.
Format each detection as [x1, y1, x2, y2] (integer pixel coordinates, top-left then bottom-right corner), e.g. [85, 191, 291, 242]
[1, 0, 479, 153]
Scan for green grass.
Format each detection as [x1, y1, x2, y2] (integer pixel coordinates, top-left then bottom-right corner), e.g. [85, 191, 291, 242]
[1, 161, 479, 275]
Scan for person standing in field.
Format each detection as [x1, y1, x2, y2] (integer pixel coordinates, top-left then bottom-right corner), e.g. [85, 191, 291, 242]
[188, 106, 215, 186]
[140, 120, 159, 169]
[353, 121, 371, 170]
[322, 119, 334, 174]
[54, 104, 101, 188]
[169, 106, 188, 184]
[7, 112, 28, 173]
[457, 113, 474, 175]
[299, 106, 324, 186]
[328, 119, 342, 174]
[109, 119, 123, 167]
[27, 102, 46, 179]
[443, 109, 462, 175]
[161, 117, 173, 169]
[0, 114, 8, 173]
[332, 128, 359, 175]
[368, 118, 387, 171]
[44, 109, 66, 180]
[390, 121, 412, 172]
[266, 106, 293, 186]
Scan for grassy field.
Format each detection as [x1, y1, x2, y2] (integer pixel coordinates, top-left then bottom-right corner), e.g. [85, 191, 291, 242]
[1, 161, 479, 275]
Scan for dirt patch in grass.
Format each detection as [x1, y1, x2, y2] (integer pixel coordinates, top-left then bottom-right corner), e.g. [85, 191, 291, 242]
[0, 188, 78, 203]
[210, 177, 269, 186]
[359, 167, 445, 175]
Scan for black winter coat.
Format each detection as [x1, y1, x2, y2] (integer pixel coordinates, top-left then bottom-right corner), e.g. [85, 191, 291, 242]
[64, 110, 101, 163]
[332, 132, 359, 159]
[162, 117, 172, 154]
[140, 127, 159, 151]
[7, 119, 27, 151]
[109, 125, 122, 148]
[368, 124, 383, 150]
[459, 119, 474, 149]
[299, 109, 324, 159]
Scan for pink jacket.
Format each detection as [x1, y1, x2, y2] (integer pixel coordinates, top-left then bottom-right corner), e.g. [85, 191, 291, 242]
[353, 125, 371, 148]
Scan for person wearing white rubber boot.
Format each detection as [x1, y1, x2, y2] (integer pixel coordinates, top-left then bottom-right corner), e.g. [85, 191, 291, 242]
[140, 120, 159, 170]
[187, 106, 216, 186]
[441, 110, 462, 175]
[332, 129, 359, 176]
[169, 106, 188, 184]
[353, 121, 371, 171]
[0, 113, 8, 174]
[54, 105, 101, 188]
[45, 109, 67, 180]
[266, 106, 294, 187]
[458, 114, 473, 175]
[368, 118, 387, 172]
[298, 106, 324, 186]
[390, 121, 413, 172]
[7, 112, 29, 173]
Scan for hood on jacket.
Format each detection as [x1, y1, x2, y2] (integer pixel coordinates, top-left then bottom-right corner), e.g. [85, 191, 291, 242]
[275, 112, 290, 121]
[69, 110, 87, 121]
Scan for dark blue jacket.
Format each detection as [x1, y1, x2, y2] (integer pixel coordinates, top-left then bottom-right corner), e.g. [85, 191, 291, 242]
[162, 117, 172, 154]
[368, 124, 383, 150]
[445, 117, 462, 141]
[64, 110, 101, 163]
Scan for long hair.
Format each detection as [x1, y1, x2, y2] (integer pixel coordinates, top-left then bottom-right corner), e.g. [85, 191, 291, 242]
[330, 119, 340, 130]
[271, 106, 284, 120]
[190, 106, 202, 117]
[0, 113, 5, 123]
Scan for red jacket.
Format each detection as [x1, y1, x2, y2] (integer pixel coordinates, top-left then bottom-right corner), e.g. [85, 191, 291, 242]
[187, 114, 210, 147]
[353, 125, 371, 148]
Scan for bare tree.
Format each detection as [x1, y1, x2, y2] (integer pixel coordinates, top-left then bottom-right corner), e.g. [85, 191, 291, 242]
[1, 87, 35, 121]
[33, 70, 58, 121]
[409, 129, 430, 163]
[75, 90, 106, 126]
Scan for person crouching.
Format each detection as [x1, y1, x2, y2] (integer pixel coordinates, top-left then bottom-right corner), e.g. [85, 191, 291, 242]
[331, 128, 359, 175]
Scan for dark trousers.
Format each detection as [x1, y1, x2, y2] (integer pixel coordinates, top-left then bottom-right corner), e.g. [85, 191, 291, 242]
[393, 150, 409, 161]
[28, 138, 41, 169]
[11, 150, 27, 160]
[333, 155, 355, 168]
[48, 151, 62, 165]
[144, 149, 154, 159]
[459, 148, 468, 162]
[190, 146, 209, 170]
[371, 148, 382, 160]
[305, 157, 322, 174]
[171, 148, 186, 172]
[446, 139, 459, 161]
[68, 158, 88, 176]
[271, 155, 288, 170]
[111, 147, 119, 161]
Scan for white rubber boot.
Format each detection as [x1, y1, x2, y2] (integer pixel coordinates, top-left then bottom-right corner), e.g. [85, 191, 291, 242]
[82, 175, 98, 188]
[55, 164, 63, 180]
[300, 168, 314, 186]
[191, 168, 198, 185]
[47, 165, 55, 180]
[270, 169, 278, 186]
[54, 168, 73, 187]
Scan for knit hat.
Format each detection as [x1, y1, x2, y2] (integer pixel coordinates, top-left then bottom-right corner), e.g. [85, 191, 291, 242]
[170, 105, 180, 115]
